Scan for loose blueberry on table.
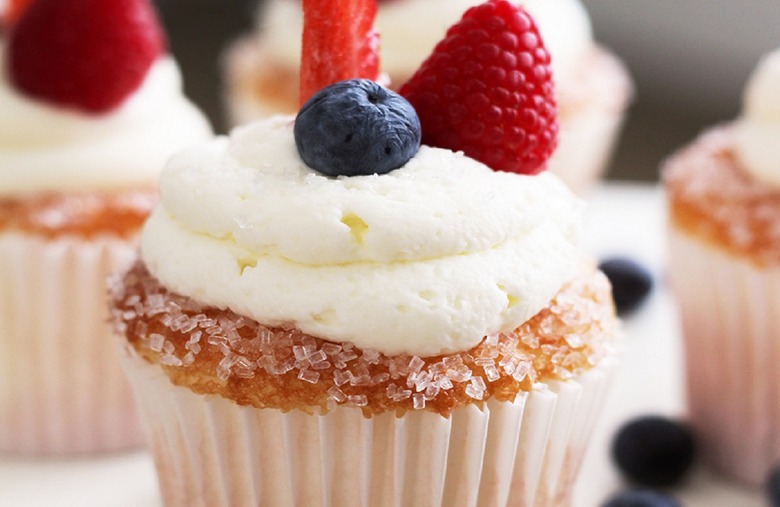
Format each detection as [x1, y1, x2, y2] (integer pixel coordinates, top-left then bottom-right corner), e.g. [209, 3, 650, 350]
[294, 79, 421, 177]
[598, 257, 653, 316]
[768, 464, 780, 507]
[601, 489, 680, 507]
[612, 415, 696, 488]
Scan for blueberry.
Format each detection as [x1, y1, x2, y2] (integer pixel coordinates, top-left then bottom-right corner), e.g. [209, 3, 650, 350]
[767, 464, 780, 506]
[612, 416, 696, 487]
[601, 489, 680, 507]
[294, 79, 421, 177]
[598, 257, 653, 316]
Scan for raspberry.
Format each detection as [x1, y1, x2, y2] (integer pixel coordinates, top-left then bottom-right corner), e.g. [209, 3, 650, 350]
[2, 0, 34, 26]
[7, 0, 165, 113]
[399, 0, 557, 175]
[299, 0, 379, 107]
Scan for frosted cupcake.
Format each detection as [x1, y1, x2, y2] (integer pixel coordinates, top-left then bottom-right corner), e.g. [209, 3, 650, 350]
[224, 0, 633, 193]
[114, 2, 619, 504]
[664, 48, 780, 485]
[0, 0, 212, 455]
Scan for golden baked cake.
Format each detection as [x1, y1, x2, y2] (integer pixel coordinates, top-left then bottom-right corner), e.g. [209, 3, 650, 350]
[113, 1, 619, 504]
[664, 47, 780, 485]
[0, 0, 211, 455]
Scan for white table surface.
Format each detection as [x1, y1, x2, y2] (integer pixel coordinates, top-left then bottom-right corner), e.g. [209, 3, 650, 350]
[0, 183, 767, 507]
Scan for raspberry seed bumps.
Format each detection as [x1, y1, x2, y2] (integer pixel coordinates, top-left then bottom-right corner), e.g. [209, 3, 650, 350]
[400, 0, 558, 175]
[8, 0, 165, 112]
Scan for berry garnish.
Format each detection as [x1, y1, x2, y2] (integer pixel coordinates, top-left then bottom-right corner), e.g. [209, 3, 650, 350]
[295, 79, 421, 177]
[2, 0, 34, 26]
[599, 257, 653, 316]
[612, 416, 696, 488]
[399, 0, 557, 175]
[768, 465, 780, 507]
[300, 0, 379, 107]
[7, 0, 165, 113]
[601, 489, 680, 507]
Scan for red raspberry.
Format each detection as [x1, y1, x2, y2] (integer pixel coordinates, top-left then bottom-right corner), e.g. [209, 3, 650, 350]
[2, 0, 34, 26]
[7, 0, 165, 113]
[299, 0, 379, 107]
[399, 0, 557, 175]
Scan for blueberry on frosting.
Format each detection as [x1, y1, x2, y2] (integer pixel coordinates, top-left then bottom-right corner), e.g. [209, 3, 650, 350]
[294, 79, 421, 177]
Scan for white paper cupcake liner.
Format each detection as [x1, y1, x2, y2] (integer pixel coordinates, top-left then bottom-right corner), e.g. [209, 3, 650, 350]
[669, 227, 780, 485]
[0, 232, 145, 455]
[122, 350, 618, 507]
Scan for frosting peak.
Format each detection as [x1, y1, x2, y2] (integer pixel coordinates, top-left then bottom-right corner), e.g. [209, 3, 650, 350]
[142, 117, 584, 357]
[735, 47, 780, 187]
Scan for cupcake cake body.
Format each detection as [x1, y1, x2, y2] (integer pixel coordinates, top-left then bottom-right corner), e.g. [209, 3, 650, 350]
[118, 3, 619, 503]
[113, 116, 619, 505]
[0, 0, 212, 455]
[224, 0, 633, 193]
[664, 48, 780, 485]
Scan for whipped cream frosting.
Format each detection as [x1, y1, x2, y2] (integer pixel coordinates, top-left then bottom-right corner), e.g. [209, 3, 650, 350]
[141, 116, 584, 357]
[258, 0, 592, 83]
[0, 54, 213, 197]
[735, 47, 780, 188]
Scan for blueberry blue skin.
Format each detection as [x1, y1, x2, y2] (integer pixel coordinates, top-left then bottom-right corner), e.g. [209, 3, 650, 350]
[768, 464, 780, 506]
[598, 257, 653, 316]
[612, 416, 696, 487]
[601, 489, 680, 507]
[294, 79, 421, 177]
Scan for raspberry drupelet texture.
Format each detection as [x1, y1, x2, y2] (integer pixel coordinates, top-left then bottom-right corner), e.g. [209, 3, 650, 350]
[7, 0, 165, 113]
[400, 0, 558, 175]
[111, 262, 616, 417]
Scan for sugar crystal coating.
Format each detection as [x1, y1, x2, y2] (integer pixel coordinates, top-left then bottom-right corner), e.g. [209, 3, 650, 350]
[111, 261, 617, 416]
[0, 189, 157, 238]
[664, 127, 780, 266]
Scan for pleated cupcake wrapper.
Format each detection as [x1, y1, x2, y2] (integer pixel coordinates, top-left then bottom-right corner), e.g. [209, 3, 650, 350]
[0, 233, 145, 455]
[123, 351, 618, 507]
[669, 228, 780, 485]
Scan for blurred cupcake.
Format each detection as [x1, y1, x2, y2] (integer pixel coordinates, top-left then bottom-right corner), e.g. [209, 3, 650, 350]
[0, 0, 212, 455]
[664, 47, 780, 485]
[116, 3, 619, 504]
[224, 0, 633, 193]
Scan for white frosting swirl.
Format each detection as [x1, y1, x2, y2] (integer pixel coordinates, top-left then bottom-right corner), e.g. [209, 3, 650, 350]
[0, 55, 213, 197]
[735, 47, 780, 187]
[258, 0, 592, 83]
[142, 116, 584, 357]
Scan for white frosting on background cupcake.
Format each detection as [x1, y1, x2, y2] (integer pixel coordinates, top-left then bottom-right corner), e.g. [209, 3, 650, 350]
[142, 116, 584, 356]
[257, 0, 592, 84]
[735, 47, 780, 188]
[0, 55, 213, 196]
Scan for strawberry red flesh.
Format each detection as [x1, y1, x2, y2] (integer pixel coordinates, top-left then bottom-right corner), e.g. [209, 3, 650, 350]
[400, 0, 558, 175]
[7, 0, 165, 113]
[300, 0, 379, 107]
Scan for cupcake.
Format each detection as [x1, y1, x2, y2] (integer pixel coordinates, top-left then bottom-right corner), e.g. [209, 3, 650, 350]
[224, 0, 633, 193]
[0, 0, 212, 455]
[664, 47, 780, 485]
[114, 2, 619, 505]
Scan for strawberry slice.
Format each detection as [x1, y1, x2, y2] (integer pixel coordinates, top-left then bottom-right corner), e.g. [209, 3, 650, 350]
[400, 0, 558, 175]
[8, 0, 164, 113]
[3, 0, 34, 26]
[299, 0, 379, 106]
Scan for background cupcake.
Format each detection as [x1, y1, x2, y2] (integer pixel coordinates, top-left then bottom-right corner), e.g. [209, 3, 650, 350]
[664, 47, 780, 485]
[224, 0, 633, 194]
[0, 0, 212, 455]
[114, 2, 620, 505]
